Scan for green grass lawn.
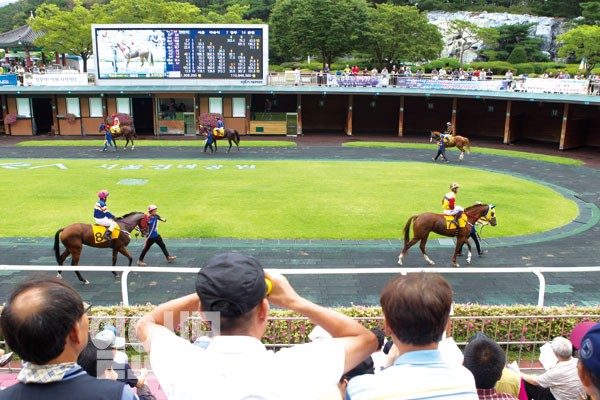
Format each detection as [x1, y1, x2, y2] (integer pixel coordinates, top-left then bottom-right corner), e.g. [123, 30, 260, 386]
[343, 142, 583, 166]
[1, 159, 577, 239]
[16, 140, 296, 147]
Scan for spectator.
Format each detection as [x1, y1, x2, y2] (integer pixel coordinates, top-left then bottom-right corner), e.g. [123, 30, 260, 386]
[93, 325, 128, 363]
[463, 336, 518, 399]
[346, 273, 477, 399]
[79, 339, 154, 400]
[369, 328, 387, 374]
[520, 336, 586, 400]
[136, 252, 377, 399]
[578, 322, 600, 400]
[570, 321, 597, 355]
[0, 277, 136, 399]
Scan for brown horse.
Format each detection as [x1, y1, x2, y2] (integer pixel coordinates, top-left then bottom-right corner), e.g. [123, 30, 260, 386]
[54, 212, 148, 284]
[199, 125, 241, 153]
[112, 124, 136, 150]
[431, 131, 471, 161]
[398, 203, 496, 267]
[116, 42, 154, 70]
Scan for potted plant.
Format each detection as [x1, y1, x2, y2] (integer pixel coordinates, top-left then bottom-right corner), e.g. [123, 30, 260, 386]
[4, 113, 17, 125]
[66, 113, 77, 124]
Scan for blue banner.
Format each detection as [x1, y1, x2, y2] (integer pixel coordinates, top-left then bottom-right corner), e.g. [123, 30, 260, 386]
[0, 74, 18, 86]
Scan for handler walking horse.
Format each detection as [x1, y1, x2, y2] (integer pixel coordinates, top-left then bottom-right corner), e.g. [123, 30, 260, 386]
[54, 212, 148, 284]
[398, 203, 496, 267]
[199, 125, 241, 153]
[116, 41, 154, 70]
[431, 131, 471, 161]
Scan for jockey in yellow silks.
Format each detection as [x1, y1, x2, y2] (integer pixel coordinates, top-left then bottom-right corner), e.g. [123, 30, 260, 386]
[442, 182, 464, 228]
[213, 116, 224, 137]
[110, 113, 121, 135]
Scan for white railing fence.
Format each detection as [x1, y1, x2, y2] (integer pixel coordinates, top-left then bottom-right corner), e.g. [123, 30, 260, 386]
[2, 265, 600, 307]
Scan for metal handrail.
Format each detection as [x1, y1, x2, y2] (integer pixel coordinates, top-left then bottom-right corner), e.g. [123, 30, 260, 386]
[2, 265, 600, 307]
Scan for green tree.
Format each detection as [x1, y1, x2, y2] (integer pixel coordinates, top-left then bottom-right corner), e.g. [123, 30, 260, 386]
[269, 0, 369, 67]
[493, 24, 548, 62]
[95, 0, 203, 23]
[29, 0, 102, 72]
[557, 24, 600, 72]
[447, 20, 483, 66]
[363, 4, 442, 65]
[580, 1, 600, 25]
[506, 46, 528, 63]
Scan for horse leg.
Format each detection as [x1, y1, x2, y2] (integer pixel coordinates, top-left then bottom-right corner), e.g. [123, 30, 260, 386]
[213, 139, 218, 153]
[70, 247, 89, 285]
[452, 235, 470, 268]
[57, 247, 72, 279]
[115, 246, 133, 266]
[459, 148, 465, 161]
[398, 237, 421, 266]
[130, 136, 135, 150]
[227, 139, 233, 153]
[419, 236, 435, 265]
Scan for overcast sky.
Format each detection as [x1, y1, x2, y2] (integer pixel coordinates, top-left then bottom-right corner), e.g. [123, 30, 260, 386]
[0, 0, 18, 6]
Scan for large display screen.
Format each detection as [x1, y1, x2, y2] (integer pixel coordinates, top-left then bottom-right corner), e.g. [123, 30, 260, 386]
[92, 24, 268, 86]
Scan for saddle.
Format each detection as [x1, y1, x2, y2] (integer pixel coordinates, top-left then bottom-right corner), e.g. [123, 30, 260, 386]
[444, 136, 455, 146]
[213, 128, 225, 138]
[92, 224, 121, 244]
[444, 214, 467, 230]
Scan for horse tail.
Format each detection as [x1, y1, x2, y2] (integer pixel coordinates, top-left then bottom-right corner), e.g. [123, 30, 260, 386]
[403, 216, 415, 245]
[54, 228, 64, 264]
[234, 129, 240, 143]
[465, 137, 471, 154]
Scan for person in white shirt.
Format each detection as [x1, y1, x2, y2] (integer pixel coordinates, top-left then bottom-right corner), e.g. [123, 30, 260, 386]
[136, 252, 377, 400]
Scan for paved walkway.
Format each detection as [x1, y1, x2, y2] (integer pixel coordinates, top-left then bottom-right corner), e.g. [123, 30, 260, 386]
[1, 137, 600, 307]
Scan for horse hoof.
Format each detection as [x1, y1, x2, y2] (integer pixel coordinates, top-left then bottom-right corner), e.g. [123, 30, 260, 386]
[83, 280, 90, 285]
[56, 273, 62, 279]
[453, 263, 460, 268]
[397, 257, 403, 266]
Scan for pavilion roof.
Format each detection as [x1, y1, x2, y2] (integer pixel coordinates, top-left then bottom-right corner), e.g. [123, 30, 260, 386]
[0, 24, 43, 48]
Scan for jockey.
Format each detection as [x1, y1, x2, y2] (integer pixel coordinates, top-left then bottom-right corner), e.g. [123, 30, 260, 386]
[110, 113, 121, 135]
[444, 121, 454, 136]
[213, 116, 224, 137]
[94, 190, 117, 242]
[442, 183, 464, 228]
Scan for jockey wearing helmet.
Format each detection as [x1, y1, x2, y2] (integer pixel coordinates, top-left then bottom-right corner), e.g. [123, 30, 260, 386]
[442, 183, 464, 228]
[110, 113, 121, 135]
[94, 190, 117, 241]
[444, 121, 454, 136]
[213, 116, 224, 137]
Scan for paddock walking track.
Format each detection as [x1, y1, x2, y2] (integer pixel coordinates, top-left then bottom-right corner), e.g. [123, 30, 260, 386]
[1, 135, 599, 307]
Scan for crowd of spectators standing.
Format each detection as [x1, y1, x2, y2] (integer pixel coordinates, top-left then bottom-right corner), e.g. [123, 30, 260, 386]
[2, 254, 600, 399]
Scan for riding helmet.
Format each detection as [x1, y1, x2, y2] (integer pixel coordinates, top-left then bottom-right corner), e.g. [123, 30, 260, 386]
[98, 190, 110, 199]
[447, 122, 452, 126]
[148, 204, 158, 213]
[450, 183, 460, 190]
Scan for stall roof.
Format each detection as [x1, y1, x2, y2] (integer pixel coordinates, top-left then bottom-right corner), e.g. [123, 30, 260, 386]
[0, 24, 43, 48]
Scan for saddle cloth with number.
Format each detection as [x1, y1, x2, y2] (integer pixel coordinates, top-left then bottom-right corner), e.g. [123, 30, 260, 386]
[444, 213, 467, 230]
[92, 225, 121, 244]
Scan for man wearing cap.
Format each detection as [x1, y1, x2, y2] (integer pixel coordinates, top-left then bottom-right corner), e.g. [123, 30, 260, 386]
[0, 277, 137, 400]
[136, 252, 377, 399]
[578, 322, 600, 399]
[520, 336, 586, 400]
[91, 327, 153, 398]
[137, 204, 176, 267]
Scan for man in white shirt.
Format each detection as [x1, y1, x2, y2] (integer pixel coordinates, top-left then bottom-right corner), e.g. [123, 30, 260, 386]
[521, 336, 586, 400]
[136, 252, 377, 400]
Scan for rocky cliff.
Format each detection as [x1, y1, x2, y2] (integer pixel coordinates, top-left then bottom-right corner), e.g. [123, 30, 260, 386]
[426, 11, 570, 63]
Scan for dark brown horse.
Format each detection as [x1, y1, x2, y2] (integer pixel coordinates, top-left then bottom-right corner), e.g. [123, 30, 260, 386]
[199, 125, 241, 153]
[398, 203, 496, 267]
[116, 42, 154, 70]
[112, 124, 136, 150]
[54, 212, 148, 284]
[430, 131, 471, 161]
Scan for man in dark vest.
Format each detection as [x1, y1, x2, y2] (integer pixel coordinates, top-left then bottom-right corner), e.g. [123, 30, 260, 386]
[0, 277, 137, 400]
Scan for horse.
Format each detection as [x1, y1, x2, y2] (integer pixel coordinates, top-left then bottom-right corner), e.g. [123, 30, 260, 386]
[115, 42, 154, 70]
[430, 131, 471, 161]
[54, 212, 148, 284]
[112, 124, 136, 150]
[398, 203, 496, 268]
[199, 125, 241, 153]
